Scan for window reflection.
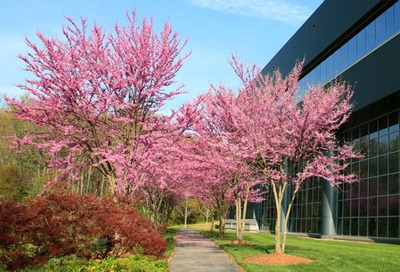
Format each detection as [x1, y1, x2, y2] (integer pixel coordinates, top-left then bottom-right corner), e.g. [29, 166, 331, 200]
[340, 109, 400, 238]
[298, 2, 400, 93]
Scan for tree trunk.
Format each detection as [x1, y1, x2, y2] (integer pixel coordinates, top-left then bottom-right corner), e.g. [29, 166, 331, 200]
[282, 186, 300, 253]
[235, 196, 243, 241]
[205, 208, 209, 228]
[80, 172, 84, 195]
[238, 181, 251, 242]
[184, 199, 188, 228]
[274, 200, 283, 253]
[86, 166, 92, 194]
[218, 215, 226, 238]
[100, 175, 105, 197]
[271, 181, 285, 254]
[107, 174, 117, 196]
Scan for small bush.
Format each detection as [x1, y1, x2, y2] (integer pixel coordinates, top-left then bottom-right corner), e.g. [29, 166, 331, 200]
[26, 254, 167, 272]
[0, 194, 166, 270]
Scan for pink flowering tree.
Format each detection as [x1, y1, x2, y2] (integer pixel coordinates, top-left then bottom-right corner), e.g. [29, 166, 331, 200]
[188, 89, 264, 241]
[6, 12, 189, 195]
[229, 57, 361, 253]
[134, 136, 194, 224]
[183, 139, 236, 238]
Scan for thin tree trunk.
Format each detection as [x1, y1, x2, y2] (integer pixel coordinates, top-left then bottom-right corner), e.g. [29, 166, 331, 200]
[100, 175, 105, 197]
[205, 208, 209, 228]
[184, 199, 188, 228]
[86, 166, 92, 194]
[282, 186, 300, 253]
[271, 180, 284, 254]
[107, 174, 117, 196]
[239, 181, 251, 242]
[218, 215, 226, 238]
[235, 196, 241, 240]
[80, 172, 84, 195]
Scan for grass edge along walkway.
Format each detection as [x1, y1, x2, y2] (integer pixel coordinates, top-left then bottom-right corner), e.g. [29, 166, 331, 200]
[199, 230, 400, 272]
[169, 229, 242, 272]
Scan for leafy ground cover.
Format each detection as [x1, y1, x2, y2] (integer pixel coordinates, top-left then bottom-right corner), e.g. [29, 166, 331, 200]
[16, 229, 178, 272]
[199, 230, 400, 272]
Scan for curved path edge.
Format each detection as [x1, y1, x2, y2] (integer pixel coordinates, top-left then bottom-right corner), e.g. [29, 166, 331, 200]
[169, 229, 243, 272]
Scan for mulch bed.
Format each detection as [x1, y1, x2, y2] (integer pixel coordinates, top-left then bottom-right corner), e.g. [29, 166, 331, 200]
[242, 253, 313, 266]
[228, 240, 257, 246]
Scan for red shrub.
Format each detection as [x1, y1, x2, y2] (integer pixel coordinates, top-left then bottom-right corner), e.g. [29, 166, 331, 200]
[0, 194, 166, 270]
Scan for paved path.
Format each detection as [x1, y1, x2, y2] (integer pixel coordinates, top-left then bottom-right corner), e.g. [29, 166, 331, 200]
[170, 229, 242, 272]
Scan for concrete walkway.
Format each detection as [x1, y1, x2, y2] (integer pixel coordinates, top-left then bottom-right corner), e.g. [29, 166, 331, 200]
[169, 229, 242, 272]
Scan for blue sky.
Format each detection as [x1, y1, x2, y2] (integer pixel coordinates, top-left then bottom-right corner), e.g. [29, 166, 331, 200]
[0, 0, 322, 111]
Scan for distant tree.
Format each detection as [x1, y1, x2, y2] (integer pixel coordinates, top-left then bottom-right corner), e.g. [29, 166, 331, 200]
[6, 12, 190, 195]
[187, 90, 263, 240]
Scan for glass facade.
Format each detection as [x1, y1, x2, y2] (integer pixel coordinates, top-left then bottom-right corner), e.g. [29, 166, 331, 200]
[258, 191, 276, 231]
[255, 2, 400, 240]
[298, 2, 400, 96]
[337, 109, 400, 238]
[288, 178, 322, 234]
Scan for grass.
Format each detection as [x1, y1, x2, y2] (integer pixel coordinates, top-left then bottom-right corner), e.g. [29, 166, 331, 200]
[164, 228, 178, 257]
[199, 230, 400, 272]
[171, 221, 216, 231]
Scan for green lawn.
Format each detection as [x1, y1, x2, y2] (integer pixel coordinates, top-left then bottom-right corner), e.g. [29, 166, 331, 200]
[199, 230, 400, 272]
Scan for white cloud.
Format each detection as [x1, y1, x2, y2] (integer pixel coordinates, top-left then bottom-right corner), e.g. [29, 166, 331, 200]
[189, 0, 312, 25]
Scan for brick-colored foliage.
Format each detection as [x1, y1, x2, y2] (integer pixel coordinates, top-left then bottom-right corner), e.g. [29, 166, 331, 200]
[0, 194, 166, 270]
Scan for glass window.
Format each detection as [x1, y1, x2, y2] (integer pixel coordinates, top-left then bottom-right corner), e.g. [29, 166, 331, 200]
[389, 111, 399, 132]
[389, 196, 399, 215]
[360, 160, 368, 179]
[343, 218, 350, 235]
[395, 2, 400, 32]
[368, 218, 377, 236]
[369, 178, 378, 197]
[370, 119, 378, 139]
[376, 13, 386, 46]
[308, 70, 315, 87]
[320, 60, 327, 84]
[389, 132, 399, 152]
[351, 218, 359, 235]
[359, 218, 368, 236]
[366, 21, 376, 53]
[389, 152, 399, 173]
[326, 55, 334, 81]
[378, 196, 388, 216]
[386, 6, 395, 38]
[379, 116, 388, 136]
[340, 43, 349, 72]
[357, 28, 367, 59]
[360, 198, 368, 216]
[378, 135, 388, 155]
[369, 138, 378, 158]
[379, 155, 388, 175]
[369, 197, 377, 216]
[360, 179, 368, 198]
[379, 176, 388, 196]
[315, 65, 321, 85]
[388, 217, 399, 238]
[348, 36, 357, 66]
[389, 173, 399, 195]
[333, 50, 341, 75]
[378, 217, 388, 237]
[369, 158, 378, 177]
